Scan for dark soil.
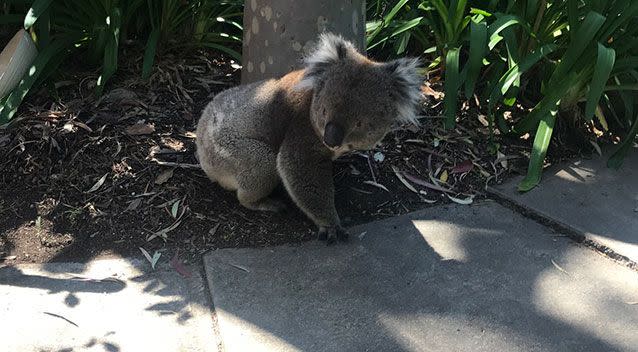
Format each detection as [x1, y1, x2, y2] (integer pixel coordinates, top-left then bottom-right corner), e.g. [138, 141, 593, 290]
[0, 48, 591, 266]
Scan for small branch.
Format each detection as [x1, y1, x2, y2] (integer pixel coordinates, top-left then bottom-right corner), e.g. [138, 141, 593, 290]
[152, 160, 201, 169]
[43, 312, 79, 327]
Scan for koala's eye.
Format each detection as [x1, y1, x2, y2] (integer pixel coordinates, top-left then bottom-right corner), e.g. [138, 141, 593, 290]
[368, 123, 375, 129]
[355, 121, 362, 128]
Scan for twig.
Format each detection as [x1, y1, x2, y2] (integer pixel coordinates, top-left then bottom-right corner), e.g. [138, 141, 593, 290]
[43, 312, 79, 327]
[365, 152, 377, 183]
[152, 160, 201, 169]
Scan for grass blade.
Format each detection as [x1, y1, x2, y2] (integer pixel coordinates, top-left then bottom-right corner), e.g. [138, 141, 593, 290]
[487, 14, 524, 50]
[23, 0, 53, 29]
[444, 47, 461, 129]
[95, 7, 121, 96]
[452, 0, 468, 34]
[490, 44, 557, 105]
[366, 0, 409, 45]
[465, 20, 487, 98]
[552, 11, 605, 80]
[518, 109, 557, 192]
[607, 113, 638, 169]
[585, 43, 615, 120]
[514, 72, 577, 133]
[142, 28, 160, 79]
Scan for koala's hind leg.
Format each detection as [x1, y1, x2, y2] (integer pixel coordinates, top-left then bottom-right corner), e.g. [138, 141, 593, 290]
[218, 136, 285, 212]
[236, 171, 286, 213]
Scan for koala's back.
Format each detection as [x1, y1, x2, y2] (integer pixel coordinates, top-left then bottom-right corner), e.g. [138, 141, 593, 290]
[196, 70, 311, 189]
[200, 71, 310, 146]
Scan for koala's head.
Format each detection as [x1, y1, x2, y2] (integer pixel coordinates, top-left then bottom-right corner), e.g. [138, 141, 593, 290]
[296, 32, 423, 152]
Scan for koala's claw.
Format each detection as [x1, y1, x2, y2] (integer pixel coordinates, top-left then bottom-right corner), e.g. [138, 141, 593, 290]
[318, 226, 349, 245]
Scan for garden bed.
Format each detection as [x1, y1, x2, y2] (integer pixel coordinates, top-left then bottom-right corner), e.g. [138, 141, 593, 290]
[0, 49, 585, 265]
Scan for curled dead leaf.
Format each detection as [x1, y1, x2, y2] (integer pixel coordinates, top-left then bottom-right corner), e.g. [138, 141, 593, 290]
[391, 166, 418, 193]
[439, 169, 449, 183]
[363, 180, 390, 192]
[451, 160, 474, 174]
[403, 173, 454, 193]
[446, 194, 474, 205]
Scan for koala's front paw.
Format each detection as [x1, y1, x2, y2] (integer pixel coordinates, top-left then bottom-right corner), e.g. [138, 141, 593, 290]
[317, 226, 349, 245]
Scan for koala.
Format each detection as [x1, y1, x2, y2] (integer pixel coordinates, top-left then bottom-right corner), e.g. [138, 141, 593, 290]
[196, 32, 422, 244]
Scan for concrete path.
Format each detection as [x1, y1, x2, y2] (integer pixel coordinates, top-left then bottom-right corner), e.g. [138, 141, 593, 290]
[0, 259, 218, 352]
[2, 151, 637, 352]
[490, 146, 638, 263]
[204, 202, 638, 352]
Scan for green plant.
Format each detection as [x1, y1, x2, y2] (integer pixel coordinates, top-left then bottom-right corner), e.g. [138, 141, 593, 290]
[0, 0, 243, 124]
[470, 1, 638, 190]
[142, 0, 243, 79]
[366, 0, 430, 58]
[0, 0, 141, 123]
[366, 0, 638, 191]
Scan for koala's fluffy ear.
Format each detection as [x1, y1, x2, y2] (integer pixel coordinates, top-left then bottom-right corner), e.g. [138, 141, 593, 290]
[295, 33, 357, 91]
[384, 58, 424, 125]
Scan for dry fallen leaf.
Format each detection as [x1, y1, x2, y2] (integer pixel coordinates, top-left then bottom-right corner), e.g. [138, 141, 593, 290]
[125, 123, 155, 135]
[363, 180, 390, 192]
[420, 84, 443, 99]
[73, 121, 93, 133]
[148, 219, 183, 241]
[403, 173, 453, 193]
[439, 169, 449, 183]
[63, 122, 74, 132]
[451, 159, 474, 174]
[496, 151, 508, 169]
[477, 114, 490, 127]
[391, 166, 418, 193]
[209, 223, 221, 236]
[228, 263, 250, 272]
[171, 200, 180, 218]
[155, 169, 174, 185]
[446, 194, 474, 205]
[125, 198, 142, 212]
[87, 173, 108, 193]
[551, 259, 570, 276]
[139, 247, 161, 270]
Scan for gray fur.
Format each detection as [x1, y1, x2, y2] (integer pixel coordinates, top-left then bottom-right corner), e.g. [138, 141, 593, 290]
[196, 33, 423, 243]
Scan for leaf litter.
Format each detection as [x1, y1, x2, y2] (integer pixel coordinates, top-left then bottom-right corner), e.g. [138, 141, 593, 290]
[140, 247, 161, 270]
[0, 45, 537, 265]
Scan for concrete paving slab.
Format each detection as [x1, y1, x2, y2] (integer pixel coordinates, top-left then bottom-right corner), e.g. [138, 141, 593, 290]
[204, 202, 638, 352]
[490, 146, 638, 263]
[0, 258, 219, 352]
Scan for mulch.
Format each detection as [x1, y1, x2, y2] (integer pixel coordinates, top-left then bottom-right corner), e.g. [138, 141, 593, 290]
[0, 47, 590, 267]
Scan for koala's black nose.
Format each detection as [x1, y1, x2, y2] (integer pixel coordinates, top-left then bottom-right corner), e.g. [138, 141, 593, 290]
[323, 122, 344, 147]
